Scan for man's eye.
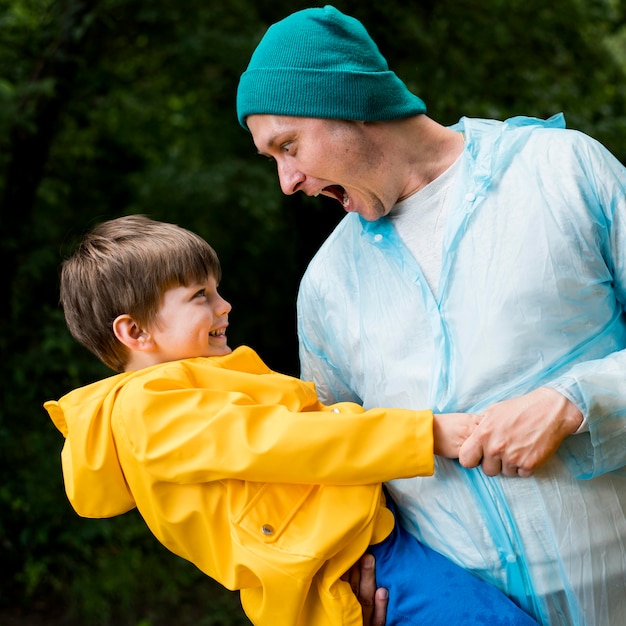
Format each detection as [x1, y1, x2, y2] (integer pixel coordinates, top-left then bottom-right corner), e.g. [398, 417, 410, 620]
[280, 142, 293, 153]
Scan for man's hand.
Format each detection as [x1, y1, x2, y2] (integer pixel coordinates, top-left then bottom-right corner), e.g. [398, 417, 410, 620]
[342, 554, 388, 625]
[458, 387, 583, 477]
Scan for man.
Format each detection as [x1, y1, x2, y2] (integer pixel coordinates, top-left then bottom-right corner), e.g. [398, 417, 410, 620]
[236, 5, 626, 625]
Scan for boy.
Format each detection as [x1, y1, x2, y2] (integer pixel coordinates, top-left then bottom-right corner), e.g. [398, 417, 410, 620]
[45, 215, 538, 626]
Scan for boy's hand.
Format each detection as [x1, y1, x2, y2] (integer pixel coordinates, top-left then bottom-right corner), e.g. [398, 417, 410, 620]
[433, 412, 482, 458]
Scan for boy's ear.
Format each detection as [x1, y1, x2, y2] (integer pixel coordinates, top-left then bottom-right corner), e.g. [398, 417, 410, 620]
[113, 314, 154, 352]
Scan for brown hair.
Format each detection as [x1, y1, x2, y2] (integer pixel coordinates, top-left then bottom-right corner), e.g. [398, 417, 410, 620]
[60, 215, 222, 372]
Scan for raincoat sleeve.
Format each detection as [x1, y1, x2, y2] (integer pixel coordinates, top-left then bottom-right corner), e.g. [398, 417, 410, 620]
[113, 361, 434, 486]
[540, 135, 626, 479]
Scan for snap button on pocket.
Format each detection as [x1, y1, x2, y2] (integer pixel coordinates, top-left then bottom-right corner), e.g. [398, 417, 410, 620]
[261, 524, 274, 536]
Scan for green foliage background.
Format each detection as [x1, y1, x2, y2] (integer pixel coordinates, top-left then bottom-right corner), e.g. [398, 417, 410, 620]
[0, 0, 625, 623]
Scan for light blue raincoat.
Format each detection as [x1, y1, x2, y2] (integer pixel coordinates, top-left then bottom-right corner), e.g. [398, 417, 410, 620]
[297, 115, 626, 626]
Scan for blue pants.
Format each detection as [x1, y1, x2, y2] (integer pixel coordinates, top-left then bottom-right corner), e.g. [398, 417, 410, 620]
[368, 493, 539, 625]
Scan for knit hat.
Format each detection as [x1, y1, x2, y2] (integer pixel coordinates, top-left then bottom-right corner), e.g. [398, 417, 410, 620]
[236, 5, 426, 129]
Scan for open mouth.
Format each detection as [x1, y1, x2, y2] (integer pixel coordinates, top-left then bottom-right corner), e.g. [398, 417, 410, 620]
[209, 329, 226, 337]
[323, 185, 350, 209]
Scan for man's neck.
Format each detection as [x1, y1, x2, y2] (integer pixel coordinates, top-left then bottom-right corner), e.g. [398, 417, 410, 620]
[392, 115, 464, 201]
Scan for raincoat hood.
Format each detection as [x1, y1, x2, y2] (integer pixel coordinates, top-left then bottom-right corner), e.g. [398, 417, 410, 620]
[45, 372, 137, 517]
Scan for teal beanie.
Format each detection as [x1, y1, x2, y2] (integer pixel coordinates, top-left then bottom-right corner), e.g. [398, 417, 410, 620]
[236, 5, 426, 129]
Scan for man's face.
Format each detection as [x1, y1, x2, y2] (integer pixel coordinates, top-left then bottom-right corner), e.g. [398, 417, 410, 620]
[247, 114, 399, 221]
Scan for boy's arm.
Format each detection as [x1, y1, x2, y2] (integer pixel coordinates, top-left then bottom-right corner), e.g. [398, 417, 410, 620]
[116, 378, 435, 486]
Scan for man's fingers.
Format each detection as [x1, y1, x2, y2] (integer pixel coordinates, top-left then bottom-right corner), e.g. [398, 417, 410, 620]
[371, 587, 388, 626]
[501, 462, 519, 477]
[349, 561, 361, 596]
[340, 562, 361, 596]
[458, 434, 483, 468]
[358, 554, 376, 621]
[481, 455, 503, 477]
[348, 554, 388, 625]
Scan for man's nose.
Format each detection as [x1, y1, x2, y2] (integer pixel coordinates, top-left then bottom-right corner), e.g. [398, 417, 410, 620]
[278, 161, 305, 195]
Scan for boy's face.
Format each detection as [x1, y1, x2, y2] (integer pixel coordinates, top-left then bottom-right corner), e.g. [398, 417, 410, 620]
[148, 275, 232, 361]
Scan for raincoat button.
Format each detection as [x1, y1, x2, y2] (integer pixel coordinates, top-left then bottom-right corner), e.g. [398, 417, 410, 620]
[261, 524, 274, 536]
[374, 234, 383, 242]
[465, 192, 475, 202]
[332, 408, 340, 413]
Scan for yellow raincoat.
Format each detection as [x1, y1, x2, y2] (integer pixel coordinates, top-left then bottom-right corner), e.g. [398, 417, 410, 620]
[45, 346, 434, 625]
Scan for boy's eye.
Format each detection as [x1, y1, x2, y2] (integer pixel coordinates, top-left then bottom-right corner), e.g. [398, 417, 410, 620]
[193, 289, 206, 298]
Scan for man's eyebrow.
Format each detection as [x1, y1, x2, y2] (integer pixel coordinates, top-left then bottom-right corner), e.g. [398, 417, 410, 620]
[257, 134, 280, 153]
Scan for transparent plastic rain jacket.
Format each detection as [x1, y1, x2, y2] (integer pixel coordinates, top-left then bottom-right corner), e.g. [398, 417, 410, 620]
[297, 115, 626, 626]
[44, 346, 436, 626]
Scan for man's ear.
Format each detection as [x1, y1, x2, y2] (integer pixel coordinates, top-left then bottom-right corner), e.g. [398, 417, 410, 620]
[113, 314, 154, 352]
